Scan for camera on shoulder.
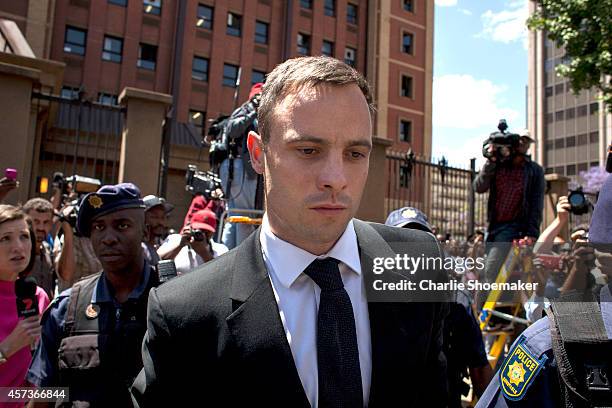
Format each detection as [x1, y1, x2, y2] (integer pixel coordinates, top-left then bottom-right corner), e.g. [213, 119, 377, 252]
[482, 119, 521, 163]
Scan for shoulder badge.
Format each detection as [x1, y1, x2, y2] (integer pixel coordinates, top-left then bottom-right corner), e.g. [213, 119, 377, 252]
[500, 336, 548, 400]
[85, 303, 100, 319]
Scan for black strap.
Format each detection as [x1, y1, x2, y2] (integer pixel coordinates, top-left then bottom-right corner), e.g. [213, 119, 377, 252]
[64, 273, 102, 336]
[305, 257, 363, 408]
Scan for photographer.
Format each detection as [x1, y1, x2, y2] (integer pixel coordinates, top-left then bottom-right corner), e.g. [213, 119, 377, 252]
[474, 125, 545, 283]
[142, 195, 173, 266]
[0, 205, 50, 391]
[157, 209, 227, 275]
[218, 83, 263, 249]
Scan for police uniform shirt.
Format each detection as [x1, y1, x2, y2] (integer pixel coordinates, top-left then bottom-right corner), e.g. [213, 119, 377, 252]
[26, 262, 153, 387]
[476, 283, 612, 408]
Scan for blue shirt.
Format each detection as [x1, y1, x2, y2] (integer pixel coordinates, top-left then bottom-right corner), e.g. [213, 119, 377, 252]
[27, 263, 153, 387]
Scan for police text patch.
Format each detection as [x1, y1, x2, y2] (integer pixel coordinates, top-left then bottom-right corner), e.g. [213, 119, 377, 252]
[500, 337, 547, 400]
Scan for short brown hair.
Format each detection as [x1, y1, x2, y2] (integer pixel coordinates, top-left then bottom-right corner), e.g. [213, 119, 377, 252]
[0, 204, 36, 274]
[22, 197, 53, 214]
[257, 56, 375, 144]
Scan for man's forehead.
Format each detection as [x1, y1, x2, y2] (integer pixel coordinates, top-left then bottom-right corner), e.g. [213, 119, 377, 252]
[274, 82, 367, 112]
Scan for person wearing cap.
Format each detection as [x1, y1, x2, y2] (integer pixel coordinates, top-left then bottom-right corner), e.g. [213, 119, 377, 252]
[26, 183, 159, 406]
[474, 129, 545, 285]
[157, 208, 228, 275]
[218, 82, 264, 250]
[386, 207, 493, 407]
[142, 195, 173, 266]
[476, 174, 612, 408]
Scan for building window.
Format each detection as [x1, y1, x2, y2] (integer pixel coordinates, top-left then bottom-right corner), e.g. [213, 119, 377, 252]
[64, 26, 87, 56]
[137, 43, 157, 70]
[347, 3, 358, 24]
[252, 70, 265, 85]
[577, 105, 587, 117]
[566, 135, 576, 147]
[554, 166, 565, 175]
[566, 107, 575, 119]
[577, 133, 587, 145]
[589, 102, 599, 115]
[400, 120, 412, 143]
[255, 21, 269, 44]
[589, 131, 599, 143]
[566, 164, 576, 176]
[189, 110, 206, 137]
[403, 0, 414, 12]
[324, 0, 335, 17]
[544, 59, 553, 72]
[402, 32, 414, 54]
[61, 86, 80, 100]
[545, 86, 553, 97]
[545, 140, 553, 151]
[555, 110, 564, 121]
[227, 12, 241, 37]
[192, 56, 209, 81]
[300, 0, 312, 9]
[196, 4, 213, 29]
[546, 112, 553, 123]
[102, 36, 122, 63]
[143, 0, 161, 15]
[98, 92, 117, 106]
[322, 40, 334, 57]
[345, 47, 356, 66]
[555, 138, 564, 149]
[108, 0, 127, 6]
[577, 162, 588, 172]
[401, 75, 413, 98]
[590, 161, 599, 169]
[223, 63, 239, 87]
[554, 83, 564, 95]
[297, 33, 310, 55]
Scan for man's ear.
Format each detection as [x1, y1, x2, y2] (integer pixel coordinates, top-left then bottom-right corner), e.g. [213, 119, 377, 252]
[247, 131, 264, 174]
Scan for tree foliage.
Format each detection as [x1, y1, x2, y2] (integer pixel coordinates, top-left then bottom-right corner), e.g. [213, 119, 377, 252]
[527, 0, 612, 112]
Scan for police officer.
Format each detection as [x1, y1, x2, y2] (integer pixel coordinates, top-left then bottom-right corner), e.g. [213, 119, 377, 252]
[386, 207, 493, 407]
[27, 183, 159, 407]
[476, 174, 612, 407]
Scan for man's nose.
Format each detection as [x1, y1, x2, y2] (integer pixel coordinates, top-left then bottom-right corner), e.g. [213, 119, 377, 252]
[317, 152, 348, 192]
[100, 230, 119, 246]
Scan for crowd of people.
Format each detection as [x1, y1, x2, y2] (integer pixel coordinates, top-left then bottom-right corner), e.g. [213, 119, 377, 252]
[0, 55, 610, 407]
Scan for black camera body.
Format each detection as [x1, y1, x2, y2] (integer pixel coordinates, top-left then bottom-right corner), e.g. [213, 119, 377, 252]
[568, 187, 590, 215]
[191, 229, 206, 242]
[185, 165, 224, 200]
[482, 120, 521, 163]
[52, 173, 101, 196]
[57, 200, 79, 228]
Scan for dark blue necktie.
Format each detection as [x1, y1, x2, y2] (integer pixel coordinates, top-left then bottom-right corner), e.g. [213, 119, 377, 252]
[304, 258, 363, 408]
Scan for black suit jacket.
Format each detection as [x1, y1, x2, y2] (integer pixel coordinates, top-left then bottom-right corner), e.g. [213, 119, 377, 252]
[131, 220, 449, 407]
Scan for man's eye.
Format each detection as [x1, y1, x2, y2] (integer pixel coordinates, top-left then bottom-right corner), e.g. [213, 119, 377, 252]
[349, 151, 366, 159]
[0, 236, 8, 242]
[93, 224, 104, 231]
[299, 148, 316, 155]
[118, 223, 129, 230]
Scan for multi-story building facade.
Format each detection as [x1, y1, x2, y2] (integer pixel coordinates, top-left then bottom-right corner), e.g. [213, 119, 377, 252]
[527, 1, 611, 182]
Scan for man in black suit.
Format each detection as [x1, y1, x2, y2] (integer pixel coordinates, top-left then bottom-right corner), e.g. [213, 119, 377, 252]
[132, 56, 449, 407]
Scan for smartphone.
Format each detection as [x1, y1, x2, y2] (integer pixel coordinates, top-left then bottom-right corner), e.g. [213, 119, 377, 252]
[4, 168, 17, 181]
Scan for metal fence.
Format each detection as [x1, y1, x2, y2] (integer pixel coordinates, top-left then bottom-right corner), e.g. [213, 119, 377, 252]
[385, 150, 488, 241]
[32, 92, 124, 187]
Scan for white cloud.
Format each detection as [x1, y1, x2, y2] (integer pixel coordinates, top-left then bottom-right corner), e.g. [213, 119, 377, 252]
[432, 74, 521, 167]
[433, 74, 519, 130]
[459, 8, 472, 16]
[435, 0, 458, 7]
[478, 0, 528, 48]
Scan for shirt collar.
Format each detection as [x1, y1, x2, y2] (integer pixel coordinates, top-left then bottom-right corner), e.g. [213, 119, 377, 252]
[260, 214, 361, 289]
[92, 260, 152, 304]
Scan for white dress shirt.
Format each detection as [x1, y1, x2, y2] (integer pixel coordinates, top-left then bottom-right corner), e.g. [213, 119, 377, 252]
[260, 215, 372, 407]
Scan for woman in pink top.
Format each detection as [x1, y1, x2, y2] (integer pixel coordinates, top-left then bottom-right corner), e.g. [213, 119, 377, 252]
[0, 205, 50, 407]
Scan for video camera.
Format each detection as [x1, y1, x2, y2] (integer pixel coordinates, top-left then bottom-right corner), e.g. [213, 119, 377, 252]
[52, 173, 101, 197]
[567, 187, 590, 215]
[185, 164, 224, 200]
[482, 119, 520, 163]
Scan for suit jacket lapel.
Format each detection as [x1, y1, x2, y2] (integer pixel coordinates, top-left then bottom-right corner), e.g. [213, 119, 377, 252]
[353, 220, 420, 407]
[226, 228, 310, 407]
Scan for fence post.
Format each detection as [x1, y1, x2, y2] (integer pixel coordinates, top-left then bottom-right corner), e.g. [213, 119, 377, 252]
[468, 158, 476, 238]
[357, 137, 393, 223]
[0, 61, 41, 204]
[118, 87, 172, 195]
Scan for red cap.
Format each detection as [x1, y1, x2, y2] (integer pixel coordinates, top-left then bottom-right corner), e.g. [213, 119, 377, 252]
[249, 82, 264, 99]
[189, 209, 217, 233]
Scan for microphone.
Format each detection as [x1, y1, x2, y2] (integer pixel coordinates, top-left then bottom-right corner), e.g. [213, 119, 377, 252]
[15, 277, 39, 318]
[606, 144, 612, 173]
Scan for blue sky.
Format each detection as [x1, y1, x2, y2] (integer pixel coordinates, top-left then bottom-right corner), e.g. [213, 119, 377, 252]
[431, 0, 528, 168]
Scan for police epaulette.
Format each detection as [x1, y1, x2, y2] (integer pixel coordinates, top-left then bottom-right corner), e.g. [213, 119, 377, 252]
[500, 335, 548, 401]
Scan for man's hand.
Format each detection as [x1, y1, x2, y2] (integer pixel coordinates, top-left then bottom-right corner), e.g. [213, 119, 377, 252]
[555, 195, 571, 224]
[190, 236, 214, 262]
[0, 177, 18, 202]
[179, 227, 192, 247]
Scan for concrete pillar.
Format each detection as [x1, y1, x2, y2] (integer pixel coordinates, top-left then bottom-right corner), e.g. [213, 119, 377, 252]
[357, 137, 393, 223]
[0, 61, 40, 205]
[118, 87, 172, 196]
[544, 173, 570, 239]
